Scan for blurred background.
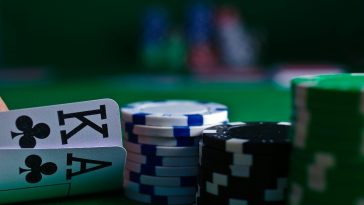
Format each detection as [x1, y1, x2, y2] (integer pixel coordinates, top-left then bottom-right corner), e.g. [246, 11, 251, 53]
[0, 1, 362, 204]
[0, 0, 362, 84]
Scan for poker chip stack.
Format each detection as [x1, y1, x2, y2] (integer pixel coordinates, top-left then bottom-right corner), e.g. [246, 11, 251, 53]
[198, 122, 292, 205]
[215, 6, 256, 68]
[121, 100, 229, 204]
[288, 73, 364, 205]
[141, 6, 169, 71]
[186, 2, 217, 73]
[164, 30, 187, 72]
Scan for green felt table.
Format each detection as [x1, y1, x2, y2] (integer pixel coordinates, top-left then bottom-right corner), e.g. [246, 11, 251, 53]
[1, 76, 291, 204]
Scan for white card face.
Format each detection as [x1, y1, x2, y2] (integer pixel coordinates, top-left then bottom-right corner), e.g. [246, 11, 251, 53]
[0, 99, 122, 149]
[0, 147, 125, 204]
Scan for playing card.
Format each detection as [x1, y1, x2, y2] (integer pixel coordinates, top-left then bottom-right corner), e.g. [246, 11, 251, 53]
[0, 99, 122, 149]
[0, 146, 125, 204]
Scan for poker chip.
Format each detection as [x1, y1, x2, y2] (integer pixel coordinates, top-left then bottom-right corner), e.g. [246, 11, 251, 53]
[122, 100, 229, 204]
[124, 132, 199, 147]
[199, 168, 288, 192]
[186, 2, 213, 44]
[124, 180, 197, 196]
[126, 161, 198, 177]
[124, 122, 218, 138]
[121, 100, 228, 126]
[196, 190, 287, 205]
[141, 6, 169, 70]
[291, 108, 364, 127]
[125, 169, 197, 187]
[200, 145, 290, 166]
[198, 122, 292, 205]
[196, 192, 248, 205]
[199, 179, 286, 201]
[292, 73, 364, 112]
[124, 189, 196, 205]
[200, 153, 290, 178]
[288, 74, 364, 205]
[185, 2, 217, 71]
[124, 141, 198, 157]
[202, 122, 291, 155]
[127, 152, 198, 167]
[215, 6, 256, 68]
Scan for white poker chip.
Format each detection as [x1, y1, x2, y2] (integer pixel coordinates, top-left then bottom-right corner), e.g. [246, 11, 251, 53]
[127, 152, 198, 167]
[126, 161, 198, 177]
[125, 168, 197, 187]
[124, 122, 217, 138]
[124, 141, 198, 157]
[123, 132, 199, 147]
[124, 188, 196, 204]
[124, 180, 197, 196]
[121, 100, 228, 126]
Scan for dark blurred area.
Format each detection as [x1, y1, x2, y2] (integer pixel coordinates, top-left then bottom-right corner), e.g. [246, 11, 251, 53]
[0, 0, 362, 81]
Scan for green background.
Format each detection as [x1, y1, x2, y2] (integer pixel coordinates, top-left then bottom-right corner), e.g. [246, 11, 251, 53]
[1, 78, 290, 204]
[1, 0, 363, 77]
[2, 78, 290, 121]
[0, 0, 359, 203]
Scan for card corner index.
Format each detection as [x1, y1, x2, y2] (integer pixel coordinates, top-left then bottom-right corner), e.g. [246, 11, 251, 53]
[101, 98, 120, 111]
[57, 99, 117, 145]
[92, 98, 121, 120]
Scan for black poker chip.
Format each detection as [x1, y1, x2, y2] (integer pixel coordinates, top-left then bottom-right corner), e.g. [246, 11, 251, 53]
[199, 161, 289, 179]
[198, 167, 288, 189]
[200, 145, 291, 168]
[197, 122, 292, 205]
[197, 188, 287, 205]
[202, 122, 292, 155]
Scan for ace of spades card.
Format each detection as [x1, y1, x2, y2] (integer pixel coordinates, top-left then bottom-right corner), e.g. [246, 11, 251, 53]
[0, 99, 126, 203]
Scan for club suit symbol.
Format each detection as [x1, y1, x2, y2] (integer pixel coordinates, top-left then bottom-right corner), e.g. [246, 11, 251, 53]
[11, 115, 50, 148]
[19, 155, 57, 183]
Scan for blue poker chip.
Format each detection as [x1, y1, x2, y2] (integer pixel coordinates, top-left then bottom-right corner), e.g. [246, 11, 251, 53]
[124, 122, 218, 138]
[121, 100, 228, 127]
[125, 169, 197, 187]
[124, 180, 197, 196]
[186, 2, 213, 44]
[127, 152, 198, 167]
[126, 160, 198, 177]
[124, 188, 196, 204]
[124, 132, 199, 147]
[124, 140, 198, 157]
[142, 7, 168, 44]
